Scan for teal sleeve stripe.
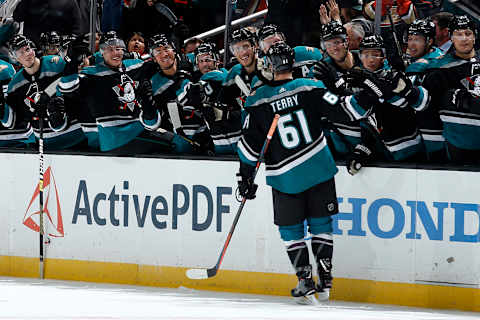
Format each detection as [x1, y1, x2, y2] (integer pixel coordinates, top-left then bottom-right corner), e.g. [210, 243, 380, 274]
[238, 149, 257, 167]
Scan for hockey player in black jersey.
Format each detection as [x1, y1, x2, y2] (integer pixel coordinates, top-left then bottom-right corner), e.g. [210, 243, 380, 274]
[223, 28, 258, 109]
[238, 42, 381, 304]
[311, 21, 384, 173]
[3, 34, 85, 151]
[192, 42, 241, 154]
[59, 31, 163, 154]
[419, 16, 480, 163]
[357, 35, 427, 161]
[148, 34, 213, 155]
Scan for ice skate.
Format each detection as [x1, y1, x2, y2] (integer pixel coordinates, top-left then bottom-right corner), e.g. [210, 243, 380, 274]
[291, 265, 317, 305]
[316, 258, 333, 301]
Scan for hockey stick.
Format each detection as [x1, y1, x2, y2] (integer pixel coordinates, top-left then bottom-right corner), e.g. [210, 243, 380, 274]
[186, 114, 280, 280]
[88, 0, 98, 54]
[36, 78, 61, 279]
[386, 7, 406, 70]
[234, 75, 251, 97]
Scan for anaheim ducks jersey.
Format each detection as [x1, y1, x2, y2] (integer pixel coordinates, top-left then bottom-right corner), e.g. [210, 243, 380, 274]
[307, 52, 365, 156]
[405, 47, 445, 156]
[239, 77, 369, 194]
[5, 55, 85, 150]
[59, 59, 160, 151]
[151, 70, 207, 139]
[0, 59, 18, 147]
[420, 52, 480, 155]
[437, 88, 480, 150]
[200, 68, 241, 154]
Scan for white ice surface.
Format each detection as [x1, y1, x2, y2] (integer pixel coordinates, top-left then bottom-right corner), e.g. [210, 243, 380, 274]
[0, 277, 478, 320]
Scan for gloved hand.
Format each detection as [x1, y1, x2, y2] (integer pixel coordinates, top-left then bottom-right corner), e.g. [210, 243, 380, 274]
[137, 79, 156, 120]
[311, 61, 347, 95]
[202, 102, 230, 123]
[346, 144, 372, 176]
[236, 172, 258, 200]
[257, 56, 274, 82]
[191, 130, 215, 156]
[28, 92, 50, 117]
[46, 96, 67, 129]
[350, 68, 400, 101]
[173, 22, 190, 41]
[187, 82, 207, 107]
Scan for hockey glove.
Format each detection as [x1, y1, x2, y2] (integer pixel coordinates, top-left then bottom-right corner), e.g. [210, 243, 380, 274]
[236, 173, 258, 200]
[137, 79, 157, 120]
[187, 82, 207, 108]
[203, 102, 230, 123]
[346, 144, 372, 176]
[46, 96, 67, 130]
[191, 131, 215, 156]
[311, 61, 347, 95]
[27, 92, 51, 117]
[173, 22, 190, 41]
[350, 68, 400, 101]
[256, 56, 274, 82]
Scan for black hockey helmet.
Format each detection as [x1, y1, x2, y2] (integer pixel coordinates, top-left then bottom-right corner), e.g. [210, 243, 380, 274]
[449, 15, 477, 35]
[257, 24, 286, 52]
[266, 41, 294, 73]
[9, 34, 33, 52]
[359, 34, 386, 55]
[230, 28, 256, 47]
[40, 31, 61, 47]
[257, 24, 285, 42]
[321, 21, 347, 42]
[99, 31, 126, 51]
[194, 42, 219, 64]
[8, 34, 35, 60]
[149, 33, 175, 52]
[408, 19, 436, 41]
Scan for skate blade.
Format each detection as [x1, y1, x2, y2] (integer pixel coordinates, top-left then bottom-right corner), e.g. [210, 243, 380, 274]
[316, 289, 330, 302]
[294, 294, 318, 305]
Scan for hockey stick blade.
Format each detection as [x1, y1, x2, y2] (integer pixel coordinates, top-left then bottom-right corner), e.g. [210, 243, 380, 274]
[186, 267, 217, 280]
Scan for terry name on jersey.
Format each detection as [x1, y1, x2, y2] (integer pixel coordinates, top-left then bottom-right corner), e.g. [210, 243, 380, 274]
[270, 94, 299, 112]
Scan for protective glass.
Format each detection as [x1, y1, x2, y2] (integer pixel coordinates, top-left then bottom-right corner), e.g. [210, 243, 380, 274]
[359, 53, 384, 60]
[451, 33, 475, 41]
[14, 45, 34, 58]
[322, 39, 346, 49]
[259, 33, 285, 51]
[230, 42, 253, 55]
[100, 39, 126, 51]
[197, 54, 215, 64]
[151, 46, 174, 57]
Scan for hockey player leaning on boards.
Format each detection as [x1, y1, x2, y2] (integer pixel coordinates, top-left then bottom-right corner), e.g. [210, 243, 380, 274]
[418, 16, 480, 164]
[0, 58, 18, 148]
[310, 21, 388, 174]
[309, 21, 366, 160]
[356, 34, 427, 162]
[404, 19, 446, 162]
[2, 34, 85, 151]
[59, 31, 165, 155]
[148, 33, 214, 155]
[237, 42, 391, 304]
[191, 42, 242, 155]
